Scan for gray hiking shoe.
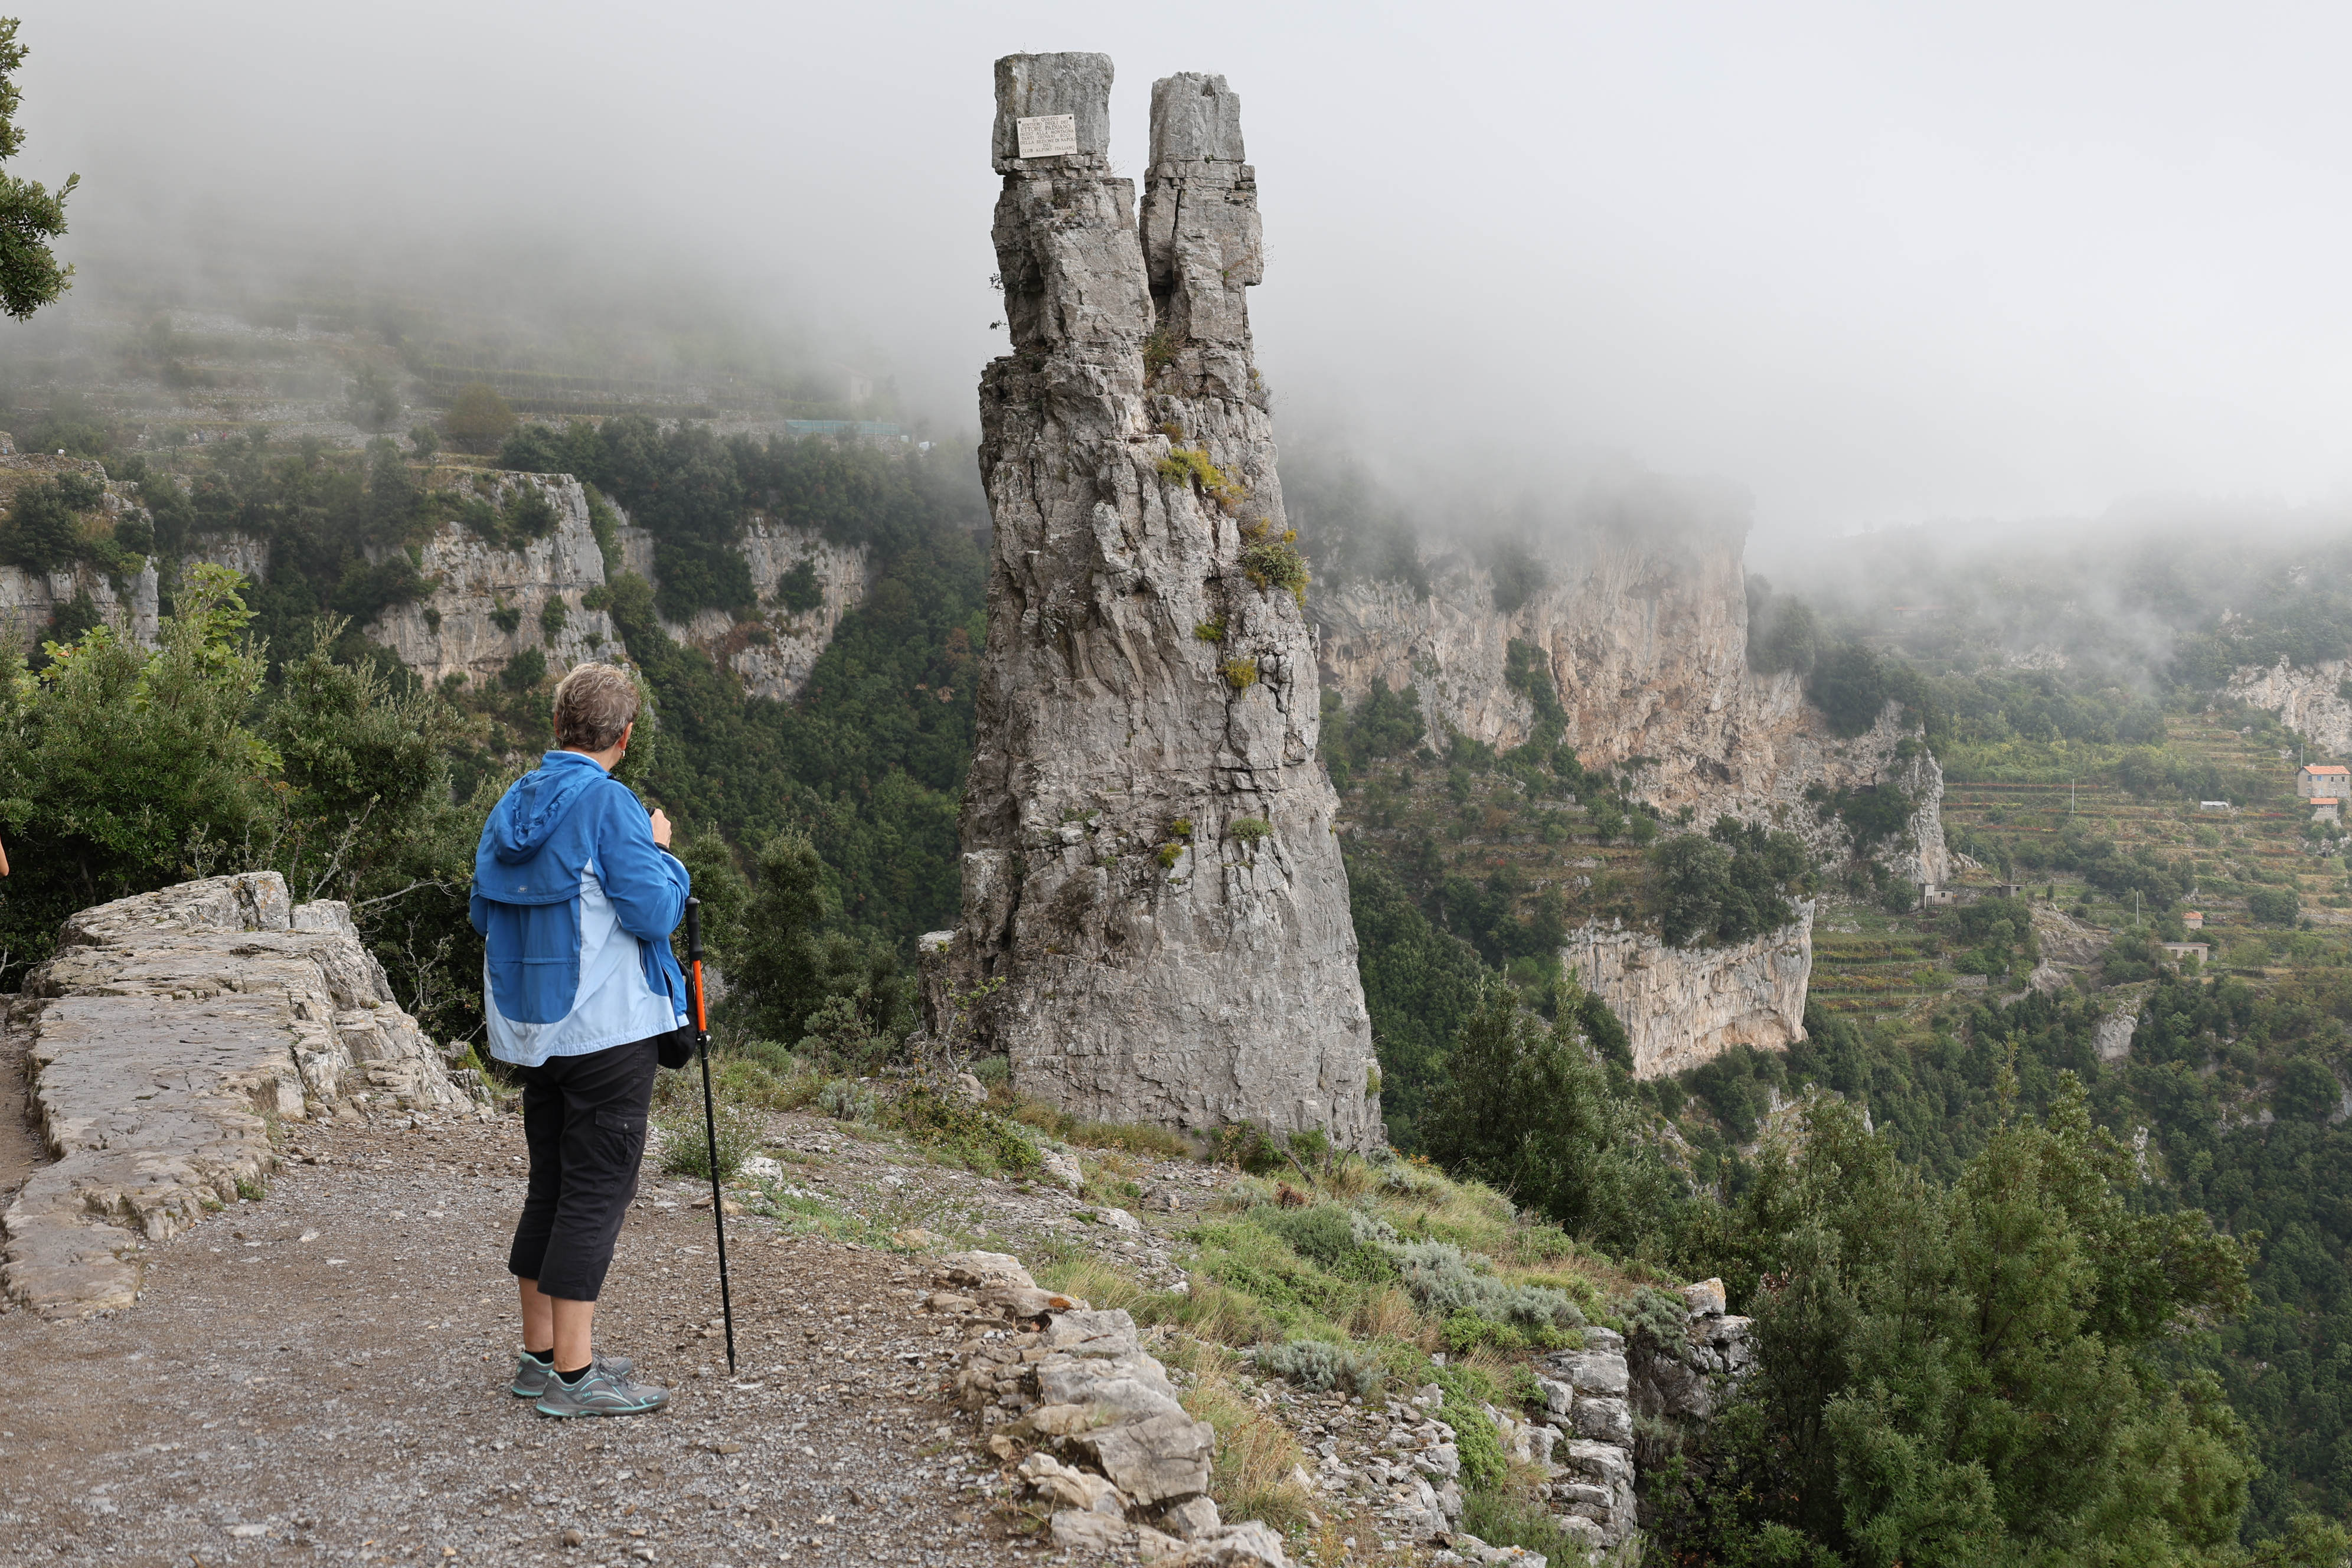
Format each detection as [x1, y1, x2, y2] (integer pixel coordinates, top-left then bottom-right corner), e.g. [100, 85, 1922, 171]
[509, 1350, 635, 1399]
[533, 1360, 670, 1419]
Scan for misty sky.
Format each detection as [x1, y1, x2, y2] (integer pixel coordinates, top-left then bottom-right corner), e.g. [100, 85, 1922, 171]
[18, 1, 2352, 542]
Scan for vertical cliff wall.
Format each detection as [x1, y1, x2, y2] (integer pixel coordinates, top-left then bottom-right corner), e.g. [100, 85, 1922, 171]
[365, 472, 620, 685]
[2227, 657, 2352, 756]
[0, 453, 162, 655]
[618, 514, 868, 701]
[1564, 903, 1815, 1079]
[1314, 494, 1951, 887]
[950, 55, 1378, 1147]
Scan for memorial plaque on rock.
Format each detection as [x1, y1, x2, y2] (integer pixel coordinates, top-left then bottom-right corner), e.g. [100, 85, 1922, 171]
[1016, 114, 1078, 159]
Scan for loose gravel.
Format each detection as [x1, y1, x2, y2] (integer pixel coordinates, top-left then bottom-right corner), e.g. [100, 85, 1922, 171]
[0, 1110, 1047, 1567]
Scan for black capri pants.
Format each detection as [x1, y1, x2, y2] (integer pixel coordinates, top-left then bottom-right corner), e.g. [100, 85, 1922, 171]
[507, 1033, 661, 1302]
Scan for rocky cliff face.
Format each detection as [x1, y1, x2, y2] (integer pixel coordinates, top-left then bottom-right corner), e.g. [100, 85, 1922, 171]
[365, 472, 620, 685]
[1314, 504, 1951, 887]
[618, 514, 868, 701]
[2227, 657, 2352, 755]
[0, 453, 162, 656]
[2, 873, 484, 1317]
[1566, 903, 1815, 1079]
[948, 55, 1379, 1148]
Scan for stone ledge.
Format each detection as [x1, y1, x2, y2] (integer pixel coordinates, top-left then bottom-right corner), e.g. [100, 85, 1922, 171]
[2, 873, 484, 1318]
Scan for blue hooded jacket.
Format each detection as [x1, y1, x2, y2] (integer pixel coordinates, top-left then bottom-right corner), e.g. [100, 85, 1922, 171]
[470, 751, 691, 1065]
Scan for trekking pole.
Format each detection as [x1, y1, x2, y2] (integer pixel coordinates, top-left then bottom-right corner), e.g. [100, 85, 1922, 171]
[684, 897, 738, 1374]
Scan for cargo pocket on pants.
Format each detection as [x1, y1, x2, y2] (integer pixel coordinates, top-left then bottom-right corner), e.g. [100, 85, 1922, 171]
[595, 1105, 650, 1191]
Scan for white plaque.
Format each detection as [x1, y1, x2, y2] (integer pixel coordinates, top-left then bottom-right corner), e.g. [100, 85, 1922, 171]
[1015, 113, 1078, 159]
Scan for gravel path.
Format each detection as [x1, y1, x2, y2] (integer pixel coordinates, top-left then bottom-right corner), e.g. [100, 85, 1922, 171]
[0, 1110, 1045, 1568]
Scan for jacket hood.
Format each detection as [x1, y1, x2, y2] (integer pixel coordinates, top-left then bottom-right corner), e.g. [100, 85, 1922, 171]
[486, 752, 610, 865]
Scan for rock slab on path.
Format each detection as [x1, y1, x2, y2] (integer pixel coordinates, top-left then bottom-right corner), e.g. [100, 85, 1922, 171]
[2, 873, 483, 1317]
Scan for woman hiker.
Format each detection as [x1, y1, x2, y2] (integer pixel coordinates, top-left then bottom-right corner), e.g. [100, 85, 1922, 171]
[471, 662, 690, 1417]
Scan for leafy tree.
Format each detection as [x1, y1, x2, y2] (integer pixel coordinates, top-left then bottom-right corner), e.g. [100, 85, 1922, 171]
[345, 364, 400, 433]
[0, 18, 76, 320]
[440, 382, 517, 453]
[723, 828, 909, 1064]
[1650, 816, 1812, 946]
[1747, 574, 1821, 676]
[1488, 538, 1546, 612]
[1423, 976, 1681, 1250]
[0, 565, 277, 980]
[1658, 1083, 2300, 1565]
[1807, 640, 1890, 736]
[776, 559, 822, 613]
[2, 473, 96, 571]
[1344, 847, 1487, 1151]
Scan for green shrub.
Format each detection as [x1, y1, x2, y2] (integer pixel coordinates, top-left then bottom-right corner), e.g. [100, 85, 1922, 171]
[1239, 519, 1309, 605]
[1429, 1365, 1508, 1490]
[881, 1084, 1043, 1176]
[1158, 447, 1244, 509]
[1222, 658, 1259, 690]
[655, 1099, 762, 1182]
[540, 594, 569, 638]
[1396, 1240, 1583, 1331]
[1458, 1487, 1583, 1560]
[1230, 816, 1272, 847]
[1252, 1337, 1384, 1396]
[1194, 618, 1226, 643]
[817, 1078, 878, 1122]
[1259, 1204, 1400, 1282]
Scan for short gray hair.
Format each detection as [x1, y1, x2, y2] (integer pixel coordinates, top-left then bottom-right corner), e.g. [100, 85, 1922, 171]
[553, 662, 641, 752]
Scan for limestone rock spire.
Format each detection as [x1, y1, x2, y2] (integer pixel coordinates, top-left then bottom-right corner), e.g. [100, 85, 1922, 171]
[950, 54, 1381, 1149]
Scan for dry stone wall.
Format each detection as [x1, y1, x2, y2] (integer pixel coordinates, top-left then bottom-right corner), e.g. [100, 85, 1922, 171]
[1564, 904, 1816, 1079]
[1, 873, 484, 1318]
[947, 55, 1379, 1148]
[933, 1248, 1291, 1565]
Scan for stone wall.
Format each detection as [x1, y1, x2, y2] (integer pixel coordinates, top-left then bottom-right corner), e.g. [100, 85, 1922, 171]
[1, 873, 484, 1318]
[947, 55, 1380, 1148]
[1564, 904, 1815, 1079]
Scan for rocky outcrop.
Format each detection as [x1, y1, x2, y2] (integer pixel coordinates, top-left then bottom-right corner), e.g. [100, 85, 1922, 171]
[938, 1249, 1289, 1565]
[1529, 1328, 1642, 1554]
[1628, 1279, 1756, 1436]
[365, 471, 621, 686]
[1564, 905, 1814, 1079]
[1, 873, 485, 1318]
[0, 453, 162, 656]
[2227, 657, 2352, 756]
[618, 514, 868, 701]
[948, 55, 1378, 1147]
[1312, 496, 1949, 886]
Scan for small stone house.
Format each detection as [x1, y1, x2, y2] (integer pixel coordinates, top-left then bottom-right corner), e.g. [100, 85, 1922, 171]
[2298, 763, 2350, 799]
[2161, 941, 2210, 964]
[2314, 797, 2342, 825]
[2183, 910, 2204, 930]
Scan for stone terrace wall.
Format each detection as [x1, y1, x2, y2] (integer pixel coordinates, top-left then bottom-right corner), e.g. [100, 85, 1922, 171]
[1, 874, 483, 1318]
